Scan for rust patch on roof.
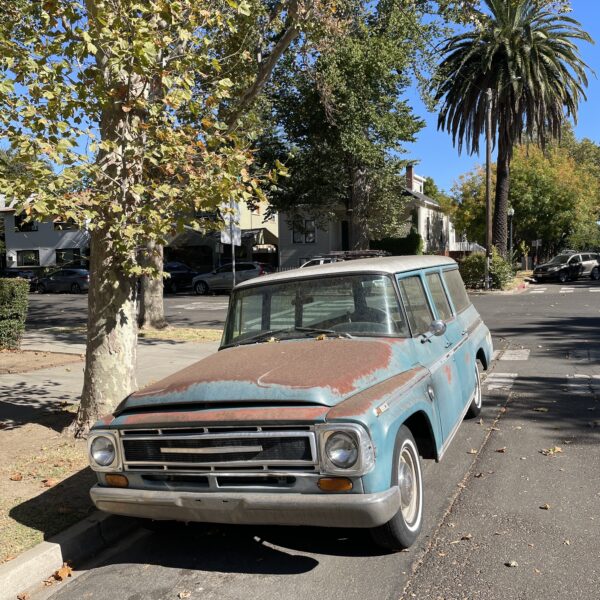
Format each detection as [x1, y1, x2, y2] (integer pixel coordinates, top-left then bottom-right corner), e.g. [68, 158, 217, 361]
[326, 366, 427, 419]
[130, 338, 395, 400]
[120, 406, 329, 427]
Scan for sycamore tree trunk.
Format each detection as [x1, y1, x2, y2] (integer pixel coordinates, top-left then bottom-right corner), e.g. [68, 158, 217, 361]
[138, 240, 167, 330]
[72, 227, 138, 434]
[349, 164, 370, 250]
[493, 134, 511, 256]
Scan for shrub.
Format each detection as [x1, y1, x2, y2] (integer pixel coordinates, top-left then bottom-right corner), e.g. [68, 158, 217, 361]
[459, 249, 514, 290]
[371, 229, 423, 255]
[0, 278, 30, 349]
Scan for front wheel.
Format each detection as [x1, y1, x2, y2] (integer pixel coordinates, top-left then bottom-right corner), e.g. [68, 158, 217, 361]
[37, 283, 47, 294]
[370, 426, 423, 551]
[465, 361, 482, 418]
[70, 283, 81, 294]
[558, 271, 568, 284]
[591, 267, 600, 281]
[195, 281, 209, 295]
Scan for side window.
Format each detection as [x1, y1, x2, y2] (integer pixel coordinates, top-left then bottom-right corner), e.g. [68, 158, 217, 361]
[443, 269, 471, 313]
[398, 276, 434, 336]
[570, 254, 581, 264]
[218, 264, 233, 273]
[426, 272, 453, 321]
[238, 264, 255, 271]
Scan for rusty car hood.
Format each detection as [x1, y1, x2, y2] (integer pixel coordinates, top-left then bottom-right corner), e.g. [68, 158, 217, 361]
[117, 337, 415, 414]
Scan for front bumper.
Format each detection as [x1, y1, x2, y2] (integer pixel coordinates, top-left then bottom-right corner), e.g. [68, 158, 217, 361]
[533, 271, 559, 280]
[90, 485, 400, 528]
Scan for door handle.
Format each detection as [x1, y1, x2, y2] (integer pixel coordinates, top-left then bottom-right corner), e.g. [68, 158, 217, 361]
[461, 330, 467, 336]
[444, 341, 452, 349]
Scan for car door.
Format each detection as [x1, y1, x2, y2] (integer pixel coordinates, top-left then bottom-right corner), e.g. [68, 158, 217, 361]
[580, 254, 593, 276]
[47, 270, 63, 292]
[212, 264, 232, 289]
[396, 273, 462, 441]
[568, 254, 583, 280]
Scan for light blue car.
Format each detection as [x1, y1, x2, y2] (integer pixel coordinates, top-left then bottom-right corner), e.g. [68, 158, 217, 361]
[88, 256, 493, 551]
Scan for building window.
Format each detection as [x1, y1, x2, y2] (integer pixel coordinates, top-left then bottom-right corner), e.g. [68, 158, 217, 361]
[426, 216, 431, 242]
[14, 214, 38, 232]
[292, 218, 316, 244]
[53, 217, 78, 231]
[16, 249, 40, 267]
[56, 248, 82, 266]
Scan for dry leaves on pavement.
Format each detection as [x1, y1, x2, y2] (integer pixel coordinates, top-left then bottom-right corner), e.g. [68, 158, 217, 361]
[540, 446, 563, 456]
[10, 472, 23, 481]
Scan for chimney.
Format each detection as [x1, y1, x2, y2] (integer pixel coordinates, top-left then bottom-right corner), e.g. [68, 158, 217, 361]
[406, 164, 414, 192]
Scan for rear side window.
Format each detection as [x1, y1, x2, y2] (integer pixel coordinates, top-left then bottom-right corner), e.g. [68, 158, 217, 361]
[426, 272, 453, 321]
[443, 269, 471, 313]
[398, 276, 434, 335]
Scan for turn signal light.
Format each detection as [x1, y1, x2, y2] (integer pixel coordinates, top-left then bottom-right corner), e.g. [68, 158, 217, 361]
[318, 477, 353, 492]
[105, 474, 129, 488]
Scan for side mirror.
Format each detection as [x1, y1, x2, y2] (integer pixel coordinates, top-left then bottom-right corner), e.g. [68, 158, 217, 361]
[430, 320, 447, 337]
[421, 319, 446, 343]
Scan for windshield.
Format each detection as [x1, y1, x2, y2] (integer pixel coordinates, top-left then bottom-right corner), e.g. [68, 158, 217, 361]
[547, 255, 570, 265]
[223, 274, 409, 346]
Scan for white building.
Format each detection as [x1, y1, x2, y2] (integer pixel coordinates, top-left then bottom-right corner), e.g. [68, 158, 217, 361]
[0, 197, 89, 269]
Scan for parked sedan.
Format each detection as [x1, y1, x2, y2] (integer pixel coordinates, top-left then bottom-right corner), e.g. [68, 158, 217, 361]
[192, 262, 274, 295]
[37, 268, 90, 293]
[163, 262, 198, 294]
[533, 252, 599, 283]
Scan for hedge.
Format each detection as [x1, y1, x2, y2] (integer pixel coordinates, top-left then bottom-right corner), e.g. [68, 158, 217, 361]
[459, 249, 514, 290]
[0, 278, 30, 350]
[371, 229, 424, 256]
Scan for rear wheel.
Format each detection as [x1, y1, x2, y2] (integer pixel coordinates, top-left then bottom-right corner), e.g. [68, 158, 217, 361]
[465, 361, 482, 419]
[37, 283, 47, 294]
[195, 281, 209, 295]
[370, 426, 423, 551]
[70, 282, 81, 294]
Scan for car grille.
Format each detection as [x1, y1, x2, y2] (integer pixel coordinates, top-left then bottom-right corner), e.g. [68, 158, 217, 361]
[120, 427, 317, 472]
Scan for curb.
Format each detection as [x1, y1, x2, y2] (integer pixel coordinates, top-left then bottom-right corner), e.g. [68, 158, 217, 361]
[0, 512, 140, 600]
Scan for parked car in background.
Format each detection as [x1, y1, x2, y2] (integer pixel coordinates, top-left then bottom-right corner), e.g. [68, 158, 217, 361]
[300, 257, 340, 268]
[163, 262, 199, 294]
[192, 262, 274, 295]
[0, 269, 38, 291]
[37, 268, 90, 293]
[533, 252, 599, 283]
[88, 256, 492, 551]
[300, 250, 391, 268]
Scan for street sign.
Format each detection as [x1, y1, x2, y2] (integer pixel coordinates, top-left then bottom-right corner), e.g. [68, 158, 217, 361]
[220, 201, 241, 246]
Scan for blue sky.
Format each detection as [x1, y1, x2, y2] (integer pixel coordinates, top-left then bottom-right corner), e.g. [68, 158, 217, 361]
[402, 0, 600, 194]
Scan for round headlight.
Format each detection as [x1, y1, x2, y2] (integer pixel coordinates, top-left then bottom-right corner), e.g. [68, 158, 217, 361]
[91, 436, 116, 467]
[325, 432, 358, 469]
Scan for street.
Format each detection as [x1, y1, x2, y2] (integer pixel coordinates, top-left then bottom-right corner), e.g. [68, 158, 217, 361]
[27, 293, 230, 330]
[32, 280, 600, 600]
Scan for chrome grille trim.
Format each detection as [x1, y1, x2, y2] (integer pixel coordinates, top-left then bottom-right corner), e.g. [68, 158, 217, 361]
[119, 428, 318, 473]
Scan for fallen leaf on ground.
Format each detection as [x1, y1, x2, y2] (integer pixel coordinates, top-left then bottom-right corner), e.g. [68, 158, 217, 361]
[54, 564, 73, 581]
[10, 472, 23, 481]
[534, 568, 541, 574]
[474, 472, 484, 478]
[17, 592, 30, 600]
[478, 418, 484, 425]
[496, 447, 507, 453]
[42, 478, 59, 488]
[505, 560, 519, 568]
[532, 407, 549, 413]
[540, 446, 562, 456]
[461, 534, 473, 541]
[564, 540, 571, 546]
[177, 592, 191, 599]
[467, 448, 478, 455]
[513, 426, 522, 430]
[539, 503, 551, 510]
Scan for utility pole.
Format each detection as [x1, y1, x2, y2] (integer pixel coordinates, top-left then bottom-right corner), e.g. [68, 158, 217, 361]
[485, 88, 493, 289]
[230, 195, 236, 288]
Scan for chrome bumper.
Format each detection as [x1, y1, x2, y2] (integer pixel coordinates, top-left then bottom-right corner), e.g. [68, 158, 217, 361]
[90, 485, 400, 528]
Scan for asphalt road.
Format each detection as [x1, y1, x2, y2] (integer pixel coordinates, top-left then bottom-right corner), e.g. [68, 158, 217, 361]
[37, 279, 600, 600]
[26, 292, 230, 330]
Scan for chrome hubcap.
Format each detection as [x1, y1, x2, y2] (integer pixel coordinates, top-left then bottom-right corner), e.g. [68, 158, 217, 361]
[398, 448, 418, 526]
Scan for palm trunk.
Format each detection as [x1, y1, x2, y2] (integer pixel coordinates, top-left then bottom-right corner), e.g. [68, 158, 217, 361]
[349, 164, 370, 250]
[138, 240, 167, 330]
[71, 228, 138, 435]
[493, 135, 510, 256]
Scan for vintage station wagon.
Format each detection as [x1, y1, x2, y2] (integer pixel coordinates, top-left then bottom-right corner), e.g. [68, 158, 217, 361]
[88, 256, 493, 550]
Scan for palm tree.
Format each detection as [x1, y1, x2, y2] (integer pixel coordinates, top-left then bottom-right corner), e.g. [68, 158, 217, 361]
[433, 0, 592, 254]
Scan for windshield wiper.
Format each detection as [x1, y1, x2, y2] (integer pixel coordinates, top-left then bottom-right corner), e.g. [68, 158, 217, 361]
[293, 327, 353, 339]
[232, 326, 352, 347]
